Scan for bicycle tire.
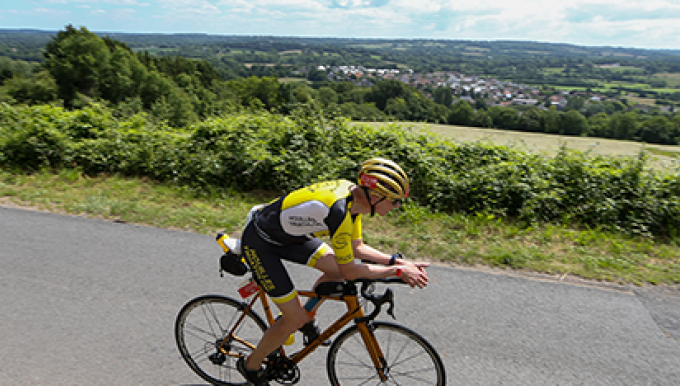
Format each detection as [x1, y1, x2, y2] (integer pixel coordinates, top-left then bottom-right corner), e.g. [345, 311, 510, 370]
[327, 321, 446, 385]
[175, 295, 268, 386]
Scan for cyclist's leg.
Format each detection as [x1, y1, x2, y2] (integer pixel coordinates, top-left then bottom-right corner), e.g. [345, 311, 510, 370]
[283, 240, 342, 313]
[311, 253, 343, 289]
[275, 239, 342, 293]
[306, 243, 344, 290]
[244, 296, 307, 371]
[240, 226, 312, 371]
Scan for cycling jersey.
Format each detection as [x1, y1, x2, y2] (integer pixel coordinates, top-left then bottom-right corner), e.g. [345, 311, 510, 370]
[241, 179, 363, 304]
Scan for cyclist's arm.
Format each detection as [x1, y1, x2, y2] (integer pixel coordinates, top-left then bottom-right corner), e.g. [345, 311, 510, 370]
[353, 239, 431, 270]
[352, 239, 393, 265]
[336, 239, 429, 288]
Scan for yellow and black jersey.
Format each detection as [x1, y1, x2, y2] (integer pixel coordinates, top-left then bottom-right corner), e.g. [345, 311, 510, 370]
[253, 180, 362, 264]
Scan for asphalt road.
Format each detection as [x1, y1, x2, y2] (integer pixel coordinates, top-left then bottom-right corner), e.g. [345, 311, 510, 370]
[1, 206, 679, 385]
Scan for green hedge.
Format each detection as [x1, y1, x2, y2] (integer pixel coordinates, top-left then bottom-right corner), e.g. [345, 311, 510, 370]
[1, 102, 679, 238]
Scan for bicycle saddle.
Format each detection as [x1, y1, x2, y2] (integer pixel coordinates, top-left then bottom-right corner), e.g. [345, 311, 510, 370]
[315, 282, 346, 296]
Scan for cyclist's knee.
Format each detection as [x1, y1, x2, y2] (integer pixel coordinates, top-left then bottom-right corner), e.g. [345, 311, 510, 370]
[277, 302, 309, 331]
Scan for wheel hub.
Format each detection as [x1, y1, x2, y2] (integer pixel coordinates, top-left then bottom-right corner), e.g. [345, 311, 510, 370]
[208, 352, 226, 365]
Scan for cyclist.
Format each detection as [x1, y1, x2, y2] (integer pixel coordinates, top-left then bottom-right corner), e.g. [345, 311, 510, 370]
[237, 157, 430, 385]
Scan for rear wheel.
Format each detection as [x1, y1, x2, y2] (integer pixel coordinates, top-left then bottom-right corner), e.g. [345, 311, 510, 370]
[327, 321, 446, 385]
[175, 295, 267, 385]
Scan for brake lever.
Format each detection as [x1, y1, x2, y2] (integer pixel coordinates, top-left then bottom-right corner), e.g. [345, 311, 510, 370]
[386, 297, 396, 319]
[384, 288, 396, 319]
[357, 283, 396, 322]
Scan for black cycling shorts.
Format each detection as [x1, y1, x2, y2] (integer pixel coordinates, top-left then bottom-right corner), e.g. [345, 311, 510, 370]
[241, 222, 330, 304]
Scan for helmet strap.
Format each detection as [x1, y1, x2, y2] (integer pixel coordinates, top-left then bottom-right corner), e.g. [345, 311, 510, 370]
[361, 186, 378, 217]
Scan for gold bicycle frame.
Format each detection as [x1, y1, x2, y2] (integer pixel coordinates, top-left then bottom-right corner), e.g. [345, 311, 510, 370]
[219, 283, 389, 382]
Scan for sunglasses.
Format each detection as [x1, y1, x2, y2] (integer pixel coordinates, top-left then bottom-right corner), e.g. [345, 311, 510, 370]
[376, 196, 402, 206]
[370, 191, 404, 207]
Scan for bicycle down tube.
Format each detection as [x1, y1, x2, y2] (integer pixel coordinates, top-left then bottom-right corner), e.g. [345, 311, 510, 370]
[220, 284, 390, 380]
[291, 289, 388, 382]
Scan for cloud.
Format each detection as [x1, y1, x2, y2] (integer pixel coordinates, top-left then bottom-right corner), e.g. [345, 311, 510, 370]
[10, 0, 680, 49]
[564, 2, 680, 23]
[104, 0, 151, 5]
[159, 0, 222, 17]
[29, 0, 69, 4]
[153, 0, 680, 48]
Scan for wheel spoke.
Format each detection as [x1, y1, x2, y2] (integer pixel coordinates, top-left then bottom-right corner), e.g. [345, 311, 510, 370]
[328, 322, 445, 386]
[175, 295, 267, 385]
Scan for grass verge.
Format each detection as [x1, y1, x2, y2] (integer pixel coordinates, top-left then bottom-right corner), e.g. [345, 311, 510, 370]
[2, 168, 679, 288]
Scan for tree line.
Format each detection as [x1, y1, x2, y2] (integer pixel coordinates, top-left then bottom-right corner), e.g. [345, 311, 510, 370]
[1, 25, 680, 145]
[4, 29, 680, 85]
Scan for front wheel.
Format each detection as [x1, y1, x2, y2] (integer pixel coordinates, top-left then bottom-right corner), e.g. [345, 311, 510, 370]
[175, 295, 268, 386]
[327, 321, 446, 385]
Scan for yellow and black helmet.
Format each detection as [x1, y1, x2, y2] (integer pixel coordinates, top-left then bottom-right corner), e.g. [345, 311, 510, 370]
[357, 157, 410, 200]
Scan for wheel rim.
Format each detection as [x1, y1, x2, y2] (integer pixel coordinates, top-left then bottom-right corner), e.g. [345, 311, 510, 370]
[176, 296, 266, 385]
[328, 322, 445, 385]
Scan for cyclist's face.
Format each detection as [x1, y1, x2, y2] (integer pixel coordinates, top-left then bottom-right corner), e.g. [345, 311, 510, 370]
[372, 194, 402, 216]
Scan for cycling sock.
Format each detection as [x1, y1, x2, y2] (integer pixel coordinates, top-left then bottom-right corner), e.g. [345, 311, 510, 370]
[304, 297, 320, 312]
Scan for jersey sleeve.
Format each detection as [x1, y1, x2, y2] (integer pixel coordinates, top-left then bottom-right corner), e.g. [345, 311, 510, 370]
[352, 214, 362, 240]
[330, 213, 357, 265]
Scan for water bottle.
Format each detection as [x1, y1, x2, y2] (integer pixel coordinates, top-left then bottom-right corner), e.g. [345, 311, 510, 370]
[216, 233, 242, 254]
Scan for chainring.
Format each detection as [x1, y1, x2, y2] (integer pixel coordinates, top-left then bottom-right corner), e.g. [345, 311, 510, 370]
[266, 353, 300, 385]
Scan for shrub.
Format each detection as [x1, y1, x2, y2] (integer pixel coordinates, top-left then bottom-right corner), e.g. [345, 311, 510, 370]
[1, 102, 679, 239]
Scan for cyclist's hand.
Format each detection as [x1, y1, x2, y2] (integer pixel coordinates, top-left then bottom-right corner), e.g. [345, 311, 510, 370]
[398, 260, 430, 273]
[400, 264, 429, 289]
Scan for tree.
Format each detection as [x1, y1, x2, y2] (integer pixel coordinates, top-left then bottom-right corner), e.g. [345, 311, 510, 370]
[151, 87, 199, 127]
[582, 101, 606, 117]
[307, 67, 326, 82]
[447, 100, 474, 126]
[517, 106, 543, 132]
[565, 96, 586, 112]
[365, 80, 409, 110]
[42, 25, 112, 106]
[226, 76, 287, 111]
[317, 86, 338, 107]
[2, 70, 58, 104]
[474, 109, 494, 128]
[638, 116, 675, 144]
[542, 106, 561, 134]
[330, 81, 355, 104]
[433, 87, 453, 107]
[100, 44, 145, 104]
[609, 112, 639, 140]
[587, 113, 611, 138]
[668, 91, 680, 102]
[385, 98, 409, 120]
[560, 110, 588, 136]
[474, 98, 488, 111]
[488, 106, 519, 130]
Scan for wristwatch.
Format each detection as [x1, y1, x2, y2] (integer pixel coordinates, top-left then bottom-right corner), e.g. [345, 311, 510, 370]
[389, 252, 402, 266]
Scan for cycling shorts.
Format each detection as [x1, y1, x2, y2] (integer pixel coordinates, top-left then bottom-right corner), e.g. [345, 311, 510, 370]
[241, 221, 331, 304]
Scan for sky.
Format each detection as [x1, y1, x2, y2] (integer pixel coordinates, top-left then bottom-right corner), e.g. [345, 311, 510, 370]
[2, 0, 680, 51]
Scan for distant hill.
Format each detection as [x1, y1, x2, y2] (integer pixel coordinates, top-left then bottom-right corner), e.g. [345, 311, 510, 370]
[2, 28, 680, 92]
[2, 28, 680, 62]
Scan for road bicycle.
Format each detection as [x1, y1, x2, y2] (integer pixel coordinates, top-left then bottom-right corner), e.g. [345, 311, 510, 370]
[175, 233, 446, 385]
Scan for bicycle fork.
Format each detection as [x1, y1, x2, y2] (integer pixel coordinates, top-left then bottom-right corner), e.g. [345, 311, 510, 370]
[347, 297, 390, 382]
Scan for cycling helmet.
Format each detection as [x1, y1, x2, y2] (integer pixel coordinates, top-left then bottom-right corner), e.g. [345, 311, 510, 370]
[357, 157, 410, 200]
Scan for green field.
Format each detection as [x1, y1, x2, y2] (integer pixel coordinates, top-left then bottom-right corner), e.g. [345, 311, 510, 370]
[373, 122, 680, 169]
[656, 72, 680, 87]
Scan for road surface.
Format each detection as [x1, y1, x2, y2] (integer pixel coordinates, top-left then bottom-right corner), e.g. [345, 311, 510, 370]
[1, 207, 679, 385]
